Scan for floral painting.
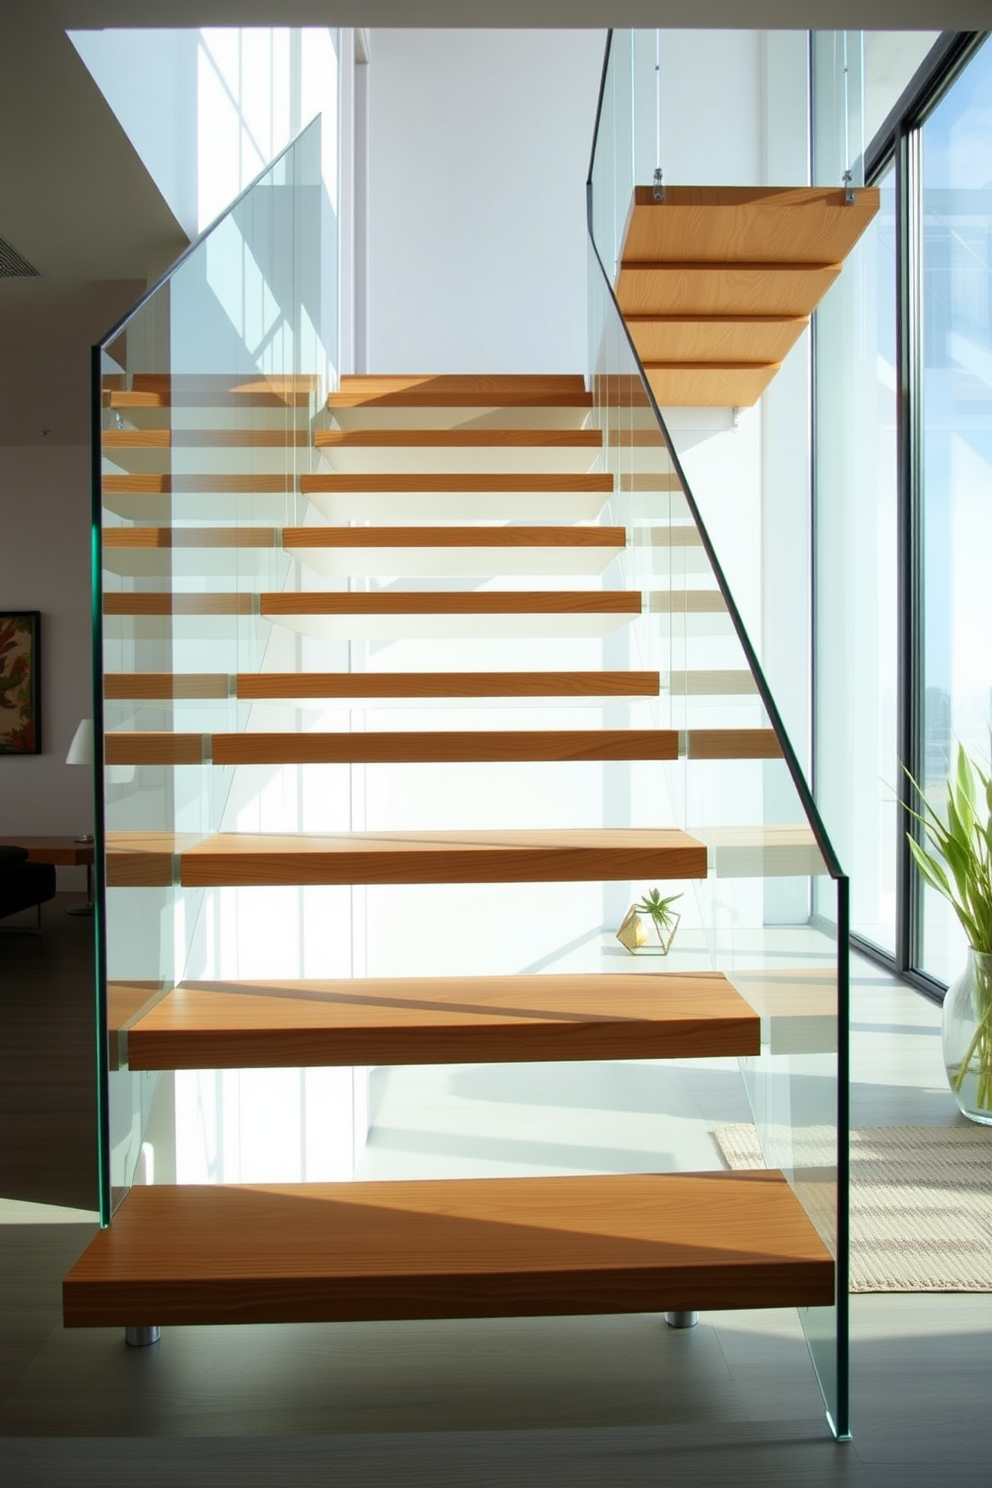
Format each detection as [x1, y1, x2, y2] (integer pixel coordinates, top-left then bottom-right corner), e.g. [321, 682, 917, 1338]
[0, 612, 41, 755]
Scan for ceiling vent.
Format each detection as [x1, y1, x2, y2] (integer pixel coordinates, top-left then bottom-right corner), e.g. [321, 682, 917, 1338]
[0, 235, 40, 277]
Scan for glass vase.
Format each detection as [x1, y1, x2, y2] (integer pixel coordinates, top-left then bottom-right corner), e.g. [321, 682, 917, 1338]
[942, 947, 992, 1126]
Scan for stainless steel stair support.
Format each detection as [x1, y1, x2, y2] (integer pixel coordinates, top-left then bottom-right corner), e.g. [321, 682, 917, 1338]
[124, 1326, 161, 1347]
[665, 1311, 700, 1329]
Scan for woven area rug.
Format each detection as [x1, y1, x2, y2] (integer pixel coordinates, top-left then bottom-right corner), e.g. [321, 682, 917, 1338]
[714, 1124, 992, 1292]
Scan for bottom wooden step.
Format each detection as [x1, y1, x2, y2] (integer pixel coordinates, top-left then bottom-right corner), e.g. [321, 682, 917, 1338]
[63, 1173, 834, 1327]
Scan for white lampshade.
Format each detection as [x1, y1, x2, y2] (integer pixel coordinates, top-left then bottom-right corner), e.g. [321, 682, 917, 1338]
[66, 718, 94, 766]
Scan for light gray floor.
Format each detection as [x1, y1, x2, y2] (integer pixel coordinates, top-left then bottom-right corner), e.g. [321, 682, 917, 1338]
[2, 953, 990, 1485]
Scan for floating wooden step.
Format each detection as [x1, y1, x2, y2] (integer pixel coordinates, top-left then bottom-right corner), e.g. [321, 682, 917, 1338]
[104, 428, 310, 449]
[685, 728, 781, 760]
[102, 524, 627, 579]
[621, 186, 880, 266]
[105, 828, 708, 889]
[615, 186, 879, 406]
[316, 428, 601, 447]
[62, 1172, 835, 1328]
[329, 375, 592, 409]
[103, 591, 642, 639]
[615, 262, 842, 320]
[693, 824, 827, 878]
[101, 428, 310, 475]
[105, 729, 680, 767]
[327, 376, 593, 432]
[625, 314, 807, 366]
[732, 968, 838, 1056]
[121, 971, 759, 1069]
[103, 670, 662, 702]
[105, 373, 316, 411]
[104, 673, 231, 700]
[104, 727, 778, 766]
[314, 426, 602, 475]
[667, 670, 758, 696]
[103, 474, 295, 496]
[644, 363, 780, 408]
[258, 590, 642, 641]
[301, 472, 612, 523]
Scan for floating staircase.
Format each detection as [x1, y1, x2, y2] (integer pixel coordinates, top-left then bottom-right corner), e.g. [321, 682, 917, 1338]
[66, 367, 836, 1334]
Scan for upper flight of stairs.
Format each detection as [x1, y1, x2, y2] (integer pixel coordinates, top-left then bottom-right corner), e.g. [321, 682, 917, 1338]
[616, 186, 879, 406]
[68, 369, 834, 1332]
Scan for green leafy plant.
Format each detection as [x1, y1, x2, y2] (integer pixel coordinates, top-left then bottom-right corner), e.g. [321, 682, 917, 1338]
[904, 745, 992, 955]
[904, 744, 992, 1111]
[633, 888, 682, 932]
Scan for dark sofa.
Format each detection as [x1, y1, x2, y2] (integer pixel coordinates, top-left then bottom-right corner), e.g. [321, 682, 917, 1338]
[0, 845, 57, 931]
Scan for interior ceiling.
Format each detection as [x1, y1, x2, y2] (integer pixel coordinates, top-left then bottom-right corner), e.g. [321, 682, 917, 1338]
[0, 3, 970, 445]
[34, 1, 990, 26]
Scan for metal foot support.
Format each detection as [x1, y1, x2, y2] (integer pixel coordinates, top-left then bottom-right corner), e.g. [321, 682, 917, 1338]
[665, 1311, 699, 1329]
[67, 864, 95, 917]
[125, 1326, 161, 1348]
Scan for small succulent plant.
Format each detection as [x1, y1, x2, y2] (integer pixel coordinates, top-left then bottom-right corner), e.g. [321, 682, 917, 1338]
[632, 888, 682, 931]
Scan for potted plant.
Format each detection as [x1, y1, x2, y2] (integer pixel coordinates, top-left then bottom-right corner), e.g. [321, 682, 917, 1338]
[905, 744, 992, 1124]
[616, 888, 682, 956]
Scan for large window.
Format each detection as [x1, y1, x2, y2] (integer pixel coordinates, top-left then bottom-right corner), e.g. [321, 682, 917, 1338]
[814, 168, 898, 955]
[814, 32, 991, 992]
[920, 39, 992, 981]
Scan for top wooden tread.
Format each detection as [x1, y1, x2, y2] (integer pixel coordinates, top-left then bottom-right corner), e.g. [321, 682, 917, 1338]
[624, 185, 880, 265]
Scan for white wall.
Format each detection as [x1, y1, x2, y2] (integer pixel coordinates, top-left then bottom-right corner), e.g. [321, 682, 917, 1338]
[367, 28, 604, 373]
[658, 30, 812, 771]
[0, 447, 94, 885]
[70, 26, 340, 238]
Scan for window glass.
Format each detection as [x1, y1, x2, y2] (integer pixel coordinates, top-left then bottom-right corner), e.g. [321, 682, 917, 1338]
[920, 38, 992, 982]
[814, 167, 898, 953]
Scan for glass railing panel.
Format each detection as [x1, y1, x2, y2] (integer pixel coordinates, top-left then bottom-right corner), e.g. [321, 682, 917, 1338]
[95, 118, 330, 1222]
[588, 30, 849, 1439]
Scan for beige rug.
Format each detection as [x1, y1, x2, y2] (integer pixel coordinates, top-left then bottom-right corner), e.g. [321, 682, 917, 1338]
[714, 1124, 992, 1293]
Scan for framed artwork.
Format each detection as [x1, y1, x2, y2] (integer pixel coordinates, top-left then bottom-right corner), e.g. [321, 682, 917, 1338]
[0, 612, 41, 755]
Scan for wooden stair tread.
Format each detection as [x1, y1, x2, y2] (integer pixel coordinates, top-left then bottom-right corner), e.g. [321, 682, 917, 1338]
[643, 364, 780, 408]
[623, 185, 881, 265]
[693, 824, 827, 877]
[105, 729, 681, 766]
[105, 828, 708, 888]
[104, 526, 625, 550]
[105, 373, 316, 412]
[104, 592, 642, 617]
[103, 671, 662, 701]
[103, 474, 295, 495]
[667, 670, 758, 696]
[315, 428, 602, 448]
[328, 375, 592, 409]
[62, 1172, 835, 1326]
[121, 971, 759, 1069]
[301, 473, 612, 493]
[103, 429, 310, 449]
[104, 727, 779, 766]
